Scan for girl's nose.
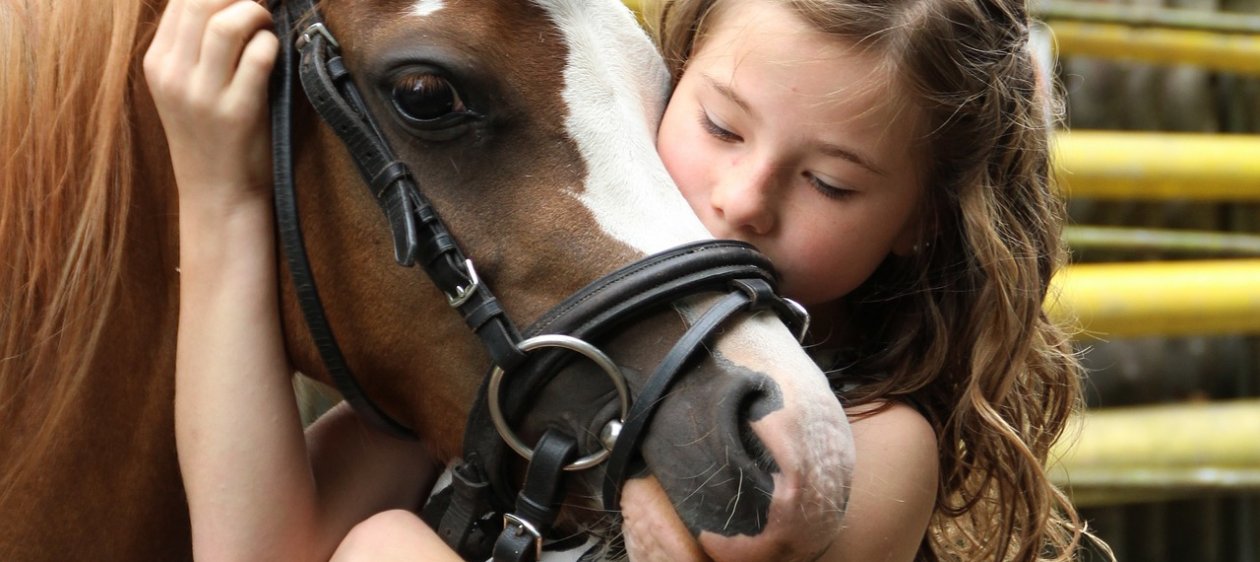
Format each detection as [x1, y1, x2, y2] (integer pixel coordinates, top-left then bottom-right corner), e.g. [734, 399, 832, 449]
[711, 161, 776, 236]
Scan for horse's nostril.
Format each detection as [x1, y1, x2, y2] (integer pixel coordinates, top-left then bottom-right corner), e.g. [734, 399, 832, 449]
[637, 368, 789, 537]
[738, 390, 781, 476]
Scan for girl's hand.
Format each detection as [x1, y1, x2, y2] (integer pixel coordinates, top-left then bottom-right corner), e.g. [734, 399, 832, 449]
[144, 0, 278, 212]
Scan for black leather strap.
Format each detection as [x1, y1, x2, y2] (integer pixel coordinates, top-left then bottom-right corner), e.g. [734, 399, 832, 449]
[493, 430, 579, 562]
[270, 0, 525, 439]
[477, 241, 783, 428]
[270, 0, 418, 439]
[434, 459, 497, 561]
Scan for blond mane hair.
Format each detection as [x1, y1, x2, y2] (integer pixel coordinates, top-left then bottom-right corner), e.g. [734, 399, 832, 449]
[649, 0, 1105, 559]
[0, 0, 150, 496]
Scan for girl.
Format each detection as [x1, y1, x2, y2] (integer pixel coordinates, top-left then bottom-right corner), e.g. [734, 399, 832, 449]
[650, 0, 1094, 560]
[148, 0, 1097, 560]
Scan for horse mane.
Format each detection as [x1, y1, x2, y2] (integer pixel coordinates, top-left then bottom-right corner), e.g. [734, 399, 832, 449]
[0, 0, 152, 493]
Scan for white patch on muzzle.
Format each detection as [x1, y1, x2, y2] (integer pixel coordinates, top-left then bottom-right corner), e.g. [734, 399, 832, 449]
[533, 0, 713, 254]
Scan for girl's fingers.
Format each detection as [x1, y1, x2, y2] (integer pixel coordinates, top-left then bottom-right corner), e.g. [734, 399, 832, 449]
[172, 0, 238, 65]
[226, 29, 280, 109]
[148, 0, 184, 58]
[196, 1, 275, 89]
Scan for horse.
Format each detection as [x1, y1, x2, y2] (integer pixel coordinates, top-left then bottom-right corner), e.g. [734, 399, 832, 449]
[0, 1, 854, 560]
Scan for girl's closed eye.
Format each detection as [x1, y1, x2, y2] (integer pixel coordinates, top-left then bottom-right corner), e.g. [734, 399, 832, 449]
[805, 172, 857, 200]
[697, 108, 742, 143]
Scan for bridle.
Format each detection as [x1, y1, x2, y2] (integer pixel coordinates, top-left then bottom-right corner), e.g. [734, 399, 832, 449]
[269, 1, 810, 560]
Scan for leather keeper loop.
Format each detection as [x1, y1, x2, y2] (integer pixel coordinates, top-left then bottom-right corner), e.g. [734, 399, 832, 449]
[327, 55, 350, 83]
[479, 322, 526, 371]
[730, 278, 777, 310]
[416, 201, 440, 225]
[371, 161, 412, 199]
[421, 234, 458, 266]
[464, 299, 506, 332]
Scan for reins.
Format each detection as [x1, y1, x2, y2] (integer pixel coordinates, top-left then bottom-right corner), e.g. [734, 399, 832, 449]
[268, 2, 809, 560]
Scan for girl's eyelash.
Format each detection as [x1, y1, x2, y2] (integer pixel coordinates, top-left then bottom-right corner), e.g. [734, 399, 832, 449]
[807, 174, 856, 200]
[694, 106, 852, 200]
[698, 109, 741, 142]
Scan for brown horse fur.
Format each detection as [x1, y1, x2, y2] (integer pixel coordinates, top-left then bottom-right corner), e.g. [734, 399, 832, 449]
[1, 1, 188, 559]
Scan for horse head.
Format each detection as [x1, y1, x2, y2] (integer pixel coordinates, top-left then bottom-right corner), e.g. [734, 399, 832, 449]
[278, 1, 854, 559]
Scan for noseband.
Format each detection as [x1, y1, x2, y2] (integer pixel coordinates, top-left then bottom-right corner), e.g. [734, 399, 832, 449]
[269, 2, 809, 560]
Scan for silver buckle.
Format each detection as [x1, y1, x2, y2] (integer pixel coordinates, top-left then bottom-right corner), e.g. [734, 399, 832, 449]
[446, 259, 480, 308]
[295, 22, 340, 50]
[503, 513, 544, 561]
[783, 298, 811, 343]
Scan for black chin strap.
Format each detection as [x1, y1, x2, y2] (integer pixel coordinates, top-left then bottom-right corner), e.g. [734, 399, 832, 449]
[492, 430, 578, 562]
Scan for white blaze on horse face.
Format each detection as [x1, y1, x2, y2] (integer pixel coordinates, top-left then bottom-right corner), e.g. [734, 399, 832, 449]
[410, 0, 445, 17]
[534, 0, 713, 254]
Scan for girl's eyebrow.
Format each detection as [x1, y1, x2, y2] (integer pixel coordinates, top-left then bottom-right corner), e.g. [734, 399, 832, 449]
[702, 73, 753, 114]
[814, 141, 887, 177]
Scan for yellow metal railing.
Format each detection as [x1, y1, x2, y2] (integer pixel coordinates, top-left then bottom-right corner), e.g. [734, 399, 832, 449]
[1049, 259, 1260, 338]
[1041, 0, 1260, 74]
[1039, 0, 1260, 34]
[1049, 21, 1260, 74]
[1051, 399, 1260, 505]
[1054, 131, 1260, 201]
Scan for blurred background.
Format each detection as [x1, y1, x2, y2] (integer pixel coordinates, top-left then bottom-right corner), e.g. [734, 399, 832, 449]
[622, 0, 1260, 558]
[1038, 0, 1260, 558]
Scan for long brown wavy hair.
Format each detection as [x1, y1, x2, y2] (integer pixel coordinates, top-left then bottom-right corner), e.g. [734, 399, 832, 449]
[648, 0, 1103, 559]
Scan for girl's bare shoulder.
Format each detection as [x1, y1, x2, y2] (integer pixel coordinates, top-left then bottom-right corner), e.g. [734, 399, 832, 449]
[821, 400, 938, 562]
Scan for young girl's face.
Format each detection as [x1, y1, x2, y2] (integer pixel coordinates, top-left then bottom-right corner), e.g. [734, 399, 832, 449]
[658, 0, 928, 307]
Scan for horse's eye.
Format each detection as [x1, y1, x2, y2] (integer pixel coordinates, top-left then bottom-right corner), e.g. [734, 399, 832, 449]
[392, 73, 466, 123]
